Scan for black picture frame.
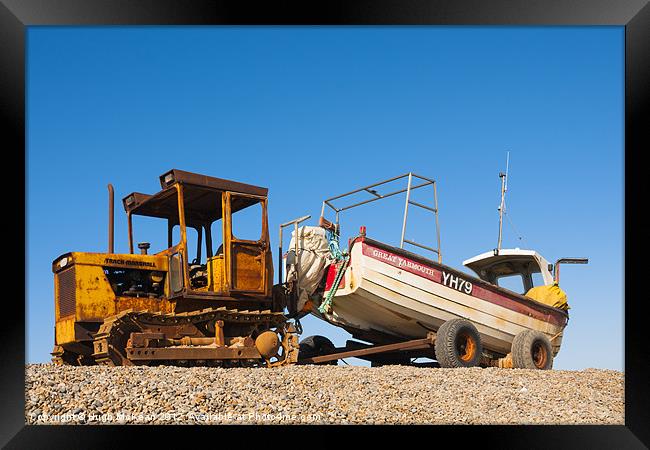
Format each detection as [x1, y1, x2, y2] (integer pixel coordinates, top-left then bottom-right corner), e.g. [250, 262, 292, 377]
[2, 0, 647, 447]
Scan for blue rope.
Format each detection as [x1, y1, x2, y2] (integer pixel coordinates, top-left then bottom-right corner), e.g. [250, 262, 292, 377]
[326, 229, 344, 261]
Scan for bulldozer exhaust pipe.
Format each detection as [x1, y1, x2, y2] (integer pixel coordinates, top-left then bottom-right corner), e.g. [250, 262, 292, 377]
[108, 183, 114, 253]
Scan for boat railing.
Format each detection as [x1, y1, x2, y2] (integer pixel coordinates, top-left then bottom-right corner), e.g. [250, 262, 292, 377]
[319, 173, 442, 263]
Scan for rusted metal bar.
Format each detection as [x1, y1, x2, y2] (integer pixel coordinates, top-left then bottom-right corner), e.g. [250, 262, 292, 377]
[324, 200, 337, 213]
[433, 181, 441, 263]
[278, 242, 282, 285]
[554, 258, 589, 284]
[127, 212, 134, 254]
[129, 331, 253, 348]
[299, 333, 436, 365]
[279, 215, 312, 229]
[107, 184, 114, 253]
[174, 337, 215, 346]
[128, 332, 164, 348]
[400, 173, 413, 248]
[196, 226, 202, 263]
[294, 222, 299, 272]
[126, 346, 261, 360]
[278, 215, 311, 284]
[410, 173, 437, 184]
[215, 320, 224, 346]
[340, 340, 433, 363]
[408, 200, 437, 213]
[364, 188, 382, 198]
[335, 181, 432, 213]
[165, 336, 254, 347]
[324, 173, 410, 203]
[176, 183, 191, 289]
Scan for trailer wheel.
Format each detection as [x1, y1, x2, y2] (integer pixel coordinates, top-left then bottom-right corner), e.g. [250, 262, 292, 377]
[299, 335, 337, 365]
[511, 330, 553, 370]
[434, 319, 482, 368]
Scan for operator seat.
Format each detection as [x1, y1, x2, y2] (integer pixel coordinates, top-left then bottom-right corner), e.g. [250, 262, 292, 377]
[189, 258, 208, 288]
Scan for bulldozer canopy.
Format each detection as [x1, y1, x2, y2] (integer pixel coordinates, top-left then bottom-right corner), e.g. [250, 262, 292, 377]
[122, 170, 267, 227]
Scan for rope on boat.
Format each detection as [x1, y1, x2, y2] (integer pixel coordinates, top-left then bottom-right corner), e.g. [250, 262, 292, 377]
[319, 230, 349, 314]
[326, 229, 344, 260]
[318, 257, 349, 314]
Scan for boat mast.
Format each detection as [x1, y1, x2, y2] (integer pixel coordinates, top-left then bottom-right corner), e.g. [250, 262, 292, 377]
[497, 152, 510, 253]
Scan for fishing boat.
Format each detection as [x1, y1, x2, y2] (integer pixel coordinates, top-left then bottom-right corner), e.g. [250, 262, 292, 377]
[284, 168, 587, 369]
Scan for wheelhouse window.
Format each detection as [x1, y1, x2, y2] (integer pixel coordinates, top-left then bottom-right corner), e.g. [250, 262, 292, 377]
[532, 272, 545, 288]
[497, 274, 525, 295]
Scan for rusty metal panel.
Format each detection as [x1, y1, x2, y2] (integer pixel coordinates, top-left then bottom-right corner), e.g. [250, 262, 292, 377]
[207, 255, 225, 292]
[55, 316, 75, 345]
[232, 245, 264, 292]
[69, 262, 174, 321]
[74, 264, 117, 320]
[159, 169, 268, 197]
[122, 192, 153, 212]
[57, 266, 76, 317]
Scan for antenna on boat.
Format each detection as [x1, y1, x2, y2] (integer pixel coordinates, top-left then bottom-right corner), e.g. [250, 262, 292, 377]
[497, 152, 510, 253]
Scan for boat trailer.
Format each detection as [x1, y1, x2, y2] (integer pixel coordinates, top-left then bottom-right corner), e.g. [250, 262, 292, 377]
[297, 332, 516, 368]
[297, 333, 439, 366]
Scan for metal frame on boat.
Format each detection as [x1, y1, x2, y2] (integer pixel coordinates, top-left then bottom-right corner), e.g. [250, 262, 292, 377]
[320, 173, 442, 262]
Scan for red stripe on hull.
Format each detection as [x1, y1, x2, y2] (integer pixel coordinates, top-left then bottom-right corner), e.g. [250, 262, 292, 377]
[362, 245, 442, 283]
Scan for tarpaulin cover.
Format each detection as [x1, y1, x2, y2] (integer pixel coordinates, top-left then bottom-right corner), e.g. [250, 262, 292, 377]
[286, 226, 334, 312]
[525, 283, 570, 311]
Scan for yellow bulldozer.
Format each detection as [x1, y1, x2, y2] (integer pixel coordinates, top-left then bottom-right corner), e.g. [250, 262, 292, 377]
[51, 169, 299, 367]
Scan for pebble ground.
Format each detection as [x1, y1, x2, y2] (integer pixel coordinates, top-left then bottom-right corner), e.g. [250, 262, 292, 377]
[25, 364, 624, 425]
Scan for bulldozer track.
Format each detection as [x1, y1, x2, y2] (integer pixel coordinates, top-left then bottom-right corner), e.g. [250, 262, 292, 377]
[91, 307, 288, 366]
[51, 345, 79, 366]
[51, 344, 96, 366]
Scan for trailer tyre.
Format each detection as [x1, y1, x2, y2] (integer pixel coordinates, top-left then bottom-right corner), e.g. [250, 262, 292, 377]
[299, 335, 337, 365]
[434, 319, 482, 368]
[511, 330, 553, 370]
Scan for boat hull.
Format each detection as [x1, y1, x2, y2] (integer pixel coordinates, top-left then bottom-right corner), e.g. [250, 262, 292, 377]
[315, 238, 568, 357]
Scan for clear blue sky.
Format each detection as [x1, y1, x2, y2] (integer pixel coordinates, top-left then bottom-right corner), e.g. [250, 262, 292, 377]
[27, 26, 623, 370]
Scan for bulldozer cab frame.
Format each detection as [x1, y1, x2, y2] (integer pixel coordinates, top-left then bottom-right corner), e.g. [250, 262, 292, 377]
[122, 169, 274, 304]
